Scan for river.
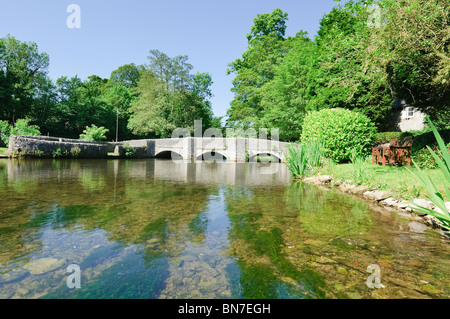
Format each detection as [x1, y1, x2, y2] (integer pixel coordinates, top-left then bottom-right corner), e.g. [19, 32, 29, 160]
[0, 158, 448, 299]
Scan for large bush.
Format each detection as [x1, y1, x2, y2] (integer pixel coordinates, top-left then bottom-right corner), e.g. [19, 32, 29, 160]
[79, 124, 109, 141]
[0, 118, 40, 147]
[301, 108, 376, 162]
[0, 120, 11, 147]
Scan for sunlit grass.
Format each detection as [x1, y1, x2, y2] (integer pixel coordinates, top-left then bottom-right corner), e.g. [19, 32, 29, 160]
[0, 147, 8, 156]
[319, 159, 448, 202]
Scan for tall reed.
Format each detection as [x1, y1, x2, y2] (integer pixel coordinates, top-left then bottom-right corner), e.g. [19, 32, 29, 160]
[284, 141, 324, 178]
[409, 118, 450, 230]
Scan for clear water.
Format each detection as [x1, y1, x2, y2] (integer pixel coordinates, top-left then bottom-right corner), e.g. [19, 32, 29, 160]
[0, 158, 448, 299]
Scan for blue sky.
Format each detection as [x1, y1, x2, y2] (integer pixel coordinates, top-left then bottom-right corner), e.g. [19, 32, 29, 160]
[0, 0, 340, 118]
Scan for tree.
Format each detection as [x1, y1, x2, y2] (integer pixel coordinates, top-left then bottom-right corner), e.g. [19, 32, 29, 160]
[308, 2, 393, 129]
[103, 83, 136, 140]
[259, 33, 318, 141]
[226, 9, 294, 129]
[110, 63, 144, 88]
[374, 0, 450, 125]
[0, 35, 50, 122]
[128, 51, 214, 138]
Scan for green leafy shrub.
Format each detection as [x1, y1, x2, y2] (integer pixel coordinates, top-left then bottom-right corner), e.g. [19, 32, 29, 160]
[0, 118, 40, 146]
[79, 124, 109, 141]
[123, 143, 136, 158]
[12, 118, 41, 137]
[0, 120, 11, 147]
[301, 108, 376, 163]
[70, 146, 82, 158]
[52, 148, 63, 158]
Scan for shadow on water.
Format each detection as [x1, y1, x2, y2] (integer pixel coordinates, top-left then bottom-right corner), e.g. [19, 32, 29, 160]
[0, 158, 448, 299]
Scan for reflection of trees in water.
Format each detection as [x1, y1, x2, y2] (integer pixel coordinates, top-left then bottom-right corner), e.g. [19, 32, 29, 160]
[223, 184, 328, 299]
[285, 181, 372, 236]
[0, 159, 214, 271]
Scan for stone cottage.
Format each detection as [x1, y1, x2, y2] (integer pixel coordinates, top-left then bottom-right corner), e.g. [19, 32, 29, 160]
[390, 100, 426, 132]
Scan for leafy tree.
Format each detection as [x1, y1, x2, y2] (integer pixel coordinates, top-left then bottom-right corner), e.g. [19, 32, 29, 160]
[102, 83, 136, 140]
[0, 35, 50, 122]
[308, 2, 392, 129]
[1, 118, 41, 145]
[374, 0, 450, 125]
[0, 120, 11, 146]
[226, 8, 294, 129]
[110, 63, 144, 88]
[128, 51, 214, 137]
[259, 33, 318, 141]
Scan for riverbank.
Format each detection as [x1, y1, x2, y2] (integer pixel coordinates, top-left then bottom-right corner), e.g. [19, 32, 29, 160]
[0, 147, 8, 157]
[300, 173, 450, 238]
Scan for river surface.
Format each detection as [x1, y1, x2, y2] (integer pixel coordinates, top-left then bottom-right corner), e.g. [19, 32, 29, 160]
[0, 158, 448, 299]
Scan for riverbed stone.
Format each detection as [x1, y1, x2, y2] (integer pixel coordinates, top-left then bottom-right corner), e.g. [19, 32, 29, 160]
[23, 257, 66, 275]
[336, 266, 349, 276]
[0, 269, 29, 284]
[408, 221, 428, 233]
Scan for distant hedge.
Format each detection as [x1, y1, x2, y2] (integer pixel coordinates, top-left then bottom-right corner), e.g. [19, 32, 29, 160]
[301, 108, 376, 163]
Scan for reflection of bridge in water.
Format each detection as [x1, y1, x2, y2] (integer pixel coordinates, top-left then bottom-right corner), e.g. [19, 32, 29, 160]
[4, 158, 291, 187]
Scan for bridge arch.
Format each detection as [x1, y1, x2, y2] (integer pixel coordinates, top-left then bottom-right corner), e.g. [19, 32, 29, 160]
[248, 152, 282, 163]
[155, 150, 183, 160]
[195, 151, 227, 162]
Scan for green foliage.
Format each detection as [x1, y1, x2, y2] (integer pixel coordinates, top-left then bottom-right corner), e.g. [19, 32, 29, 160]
[52, 147, 69, 159]
[0, 120, 11, 147]
[226, 8, 295, 129]
[79, 124, 109, 141]
[284, 140, 325, 178]
[0, 35, 50, 122]
[259, 34, 318, 141]
[123, 143, 136, 158]
[0, 118, 40, 146]
[128, 51, 214, 138]
[375, 0, 450, 124]
[373, 132, 405, 146]
[285, 143, 308, 178]
[70, 146, 82, 158]
[11, 118, 41, 137]
[349, 148, 368, 184]
[409, 118, 450, 230]
[301, 108, 376, 163]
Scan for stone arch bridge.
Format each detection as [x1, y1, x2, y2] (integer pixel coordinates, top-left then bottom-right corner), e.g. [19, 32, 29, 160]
[9, 136, 290, 162]
[116, 137, 289, 162]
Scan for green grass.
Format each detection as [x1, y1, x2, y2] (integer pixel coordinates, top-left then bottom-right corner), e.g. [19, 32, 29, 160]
[0, 147, 8, 156]
[318, 158, 448, 202]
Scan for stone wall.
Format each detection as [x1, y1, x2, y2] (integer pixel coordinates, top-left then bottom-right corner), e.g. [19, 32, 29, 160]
[8, 135, 109, 158]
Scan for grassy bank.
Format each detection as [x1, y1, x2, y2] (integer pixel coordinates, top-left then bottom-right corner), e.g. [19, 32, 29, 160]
[0, 147, 8, 156]
[316, 159, 448, 202]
